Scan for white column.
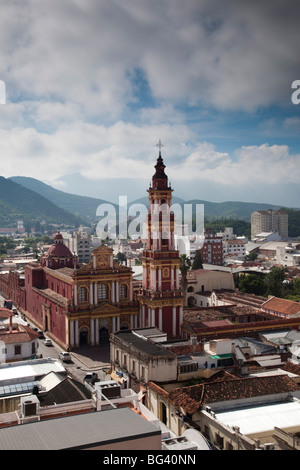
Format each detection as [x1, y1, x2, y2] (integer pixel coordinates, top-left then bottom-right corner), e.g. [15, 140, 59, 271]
[159, 308, 163, 331]
[172, 307, 176, 337]
[129, 280, 133, 301]
[94, 282, 98, 306]
[171, 268, 174, 290]
[141, 305, 145, 328]
[116, 316, 120, 331]
[110, 255, 113, 268]
[116, 281, 119, 303]
[176, 267, 179, 289]
[75, 320, 79, 346]
[70, 320, 74, 347]
[179, 306, 183, 336]
[153, 268, 156, 291]
[74, 285, 78, 306]
[153, 234, 158, 251]
[151, 308, 155, 327]
[130, 315, 133, 329]
[158, 268, 162, 290]
[111, 281, 115, 303]
[93, 255, 97, 269]
[89, 282, 93, 305]
[95, 318, 99, 344]
[90, 318, 95, 345]
[112, 316, 116, 333]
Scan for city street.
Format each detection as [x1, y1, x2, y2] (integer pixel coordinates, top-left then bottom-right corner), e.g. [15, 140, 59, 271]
[0, 294, 111, 383]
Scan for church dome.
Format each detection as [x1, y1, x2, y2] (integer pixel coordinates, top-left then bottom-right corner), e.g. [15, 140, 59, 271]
[41, 231, 76, 269]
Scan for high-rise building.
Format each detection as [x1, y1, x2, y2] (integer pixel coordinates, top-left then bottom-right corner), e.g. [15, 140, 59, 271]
[137, 147, 184, 338]
[251, 210, 288, 240]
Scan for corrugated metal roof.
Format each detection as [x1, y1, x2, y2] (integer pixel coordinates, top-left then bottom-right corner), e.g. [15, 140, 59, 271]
[39, 371, 64, 392]
[0, 408, 160, 450]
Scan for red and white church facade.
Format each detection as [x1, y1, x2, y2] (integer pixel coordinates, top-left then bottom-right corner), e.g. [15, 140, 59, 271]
[0, 147, 184, 349]
[137, 149, 184, 337]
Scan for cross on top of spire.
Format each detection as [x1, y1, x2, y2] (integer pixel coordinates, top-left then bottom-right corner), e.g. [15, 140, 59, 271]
[156, 139, 164, 155]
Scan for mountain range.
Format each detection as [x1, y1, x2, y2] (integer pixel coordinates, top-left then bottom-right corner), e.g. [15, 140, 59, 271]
[0, 176, 82, 229]
[0, 175, 293, 232]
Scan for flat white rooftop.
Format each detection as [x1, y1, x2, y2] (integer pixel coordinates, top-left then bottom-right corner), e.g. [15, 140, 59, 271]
[215, 400, 300, 436]
[0, 358, 66, 386]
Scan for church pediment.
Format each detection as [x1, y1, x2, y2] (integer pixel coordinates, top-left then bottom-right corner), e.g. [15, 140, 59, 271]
[92, 302, 121, 314]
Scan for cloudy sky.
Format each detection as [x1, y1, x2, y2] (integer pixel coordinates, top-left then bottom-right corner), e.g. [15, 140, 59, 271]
[0, 0, 299, 207]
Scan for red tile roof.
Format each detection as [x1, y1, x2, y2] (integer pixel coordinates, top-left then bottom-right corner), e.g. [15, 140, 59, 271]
[261, 297, 300, 316]
[150, 375, 300, 415]
[0, 324, 39, 344]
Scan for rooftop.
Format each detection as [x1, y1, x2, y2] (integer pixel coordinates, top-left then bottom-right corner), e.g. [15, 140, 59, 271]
[111, 329, 176, 359]
[215, 399, 300, 437]
[0, 358, 66, 387]
[150, 374, 300, 415]
[261, 296, 300, 316]
[0, 407, 161, 450]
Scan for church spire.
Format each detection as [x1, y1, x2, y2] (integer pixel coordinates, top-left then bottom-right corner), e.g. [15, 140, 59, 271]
[151, 140, 169, 189]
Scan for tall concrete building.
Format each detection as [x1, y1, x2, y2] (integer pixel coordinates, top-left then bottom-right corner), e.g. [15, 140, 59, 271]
[251, 210, 288, 240]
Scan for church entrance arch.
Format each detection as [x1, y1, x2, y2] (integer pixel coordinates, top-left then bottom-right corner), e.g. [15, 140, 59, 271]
[99, 318, 110, 345]
[79, 326, 89, 346]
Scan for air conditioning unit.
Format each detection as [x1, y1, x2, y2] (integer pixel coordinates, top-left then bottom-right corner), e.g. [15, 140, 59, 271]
[161, 436, 198, 451]
[97, 380, 121, 399]
[259, 443, 275, 450]
[20, 395, 40, 418]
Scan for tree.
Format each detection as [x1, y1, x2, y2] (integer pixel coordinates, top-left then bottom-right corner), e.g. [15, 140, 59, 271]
[116, 252, 127, 265]
[179, 254, 191, 306]
[239, 273, 266, 296]
[192, 250, 203, 270]
[265, 266, 286, 297]
[245, 252, 258, 262]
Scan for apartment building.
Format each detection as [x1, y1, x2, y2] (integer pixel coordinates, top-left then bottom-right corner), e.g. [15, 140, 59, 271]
[251, 210, 288, 240]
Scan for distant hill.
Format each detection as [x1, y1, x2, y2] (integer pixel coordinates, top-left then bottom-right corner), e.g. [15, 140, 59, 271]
[130, 196, 283, 222]
[183, 199, 283, 222]
[0, 177, 82, 228]
[10, 176, 297, 227]
[10, 176, 117, 222]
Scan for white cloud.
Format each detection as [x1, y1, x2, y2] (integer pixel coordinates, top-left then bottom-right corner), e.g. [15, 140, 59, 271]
[173, 142, 300, 187]
[0, 1, 299, 207]
[1, 0, 299, 117]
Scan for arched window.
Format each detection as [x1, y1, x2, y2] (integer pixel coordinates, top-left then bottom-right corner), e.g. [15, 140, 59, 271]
[119, 283, 128, 299]
[98, 283, 107, 300]
[78, 286, 88, 302]
[187, 286, 194, 292]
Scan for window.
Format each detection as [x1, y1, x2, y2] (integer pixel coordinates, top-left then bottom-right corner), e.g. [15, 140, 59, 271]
[78, 286, 88, 302]
[98, 284, 107, 300]
[14, 345, 21, 355]
[119, 283, 127, 299]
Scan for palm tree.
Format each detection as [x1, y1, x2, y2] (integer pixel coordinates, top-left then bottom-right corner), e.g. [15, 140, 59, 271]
[179, 254, 191, 306]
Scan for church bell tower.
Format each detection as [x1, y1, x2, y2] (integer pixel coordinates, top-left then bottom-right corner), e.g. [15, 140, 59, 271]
[138, 142, 184, 338]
